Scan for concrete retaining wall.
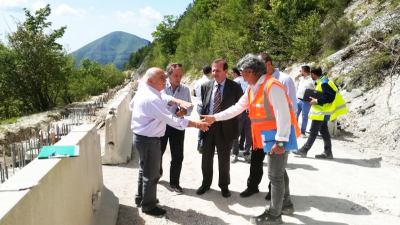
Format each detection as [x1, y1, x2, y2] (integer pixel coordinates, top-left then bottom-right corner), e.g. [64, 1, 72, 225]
[102, 84, 134, 165]
[0, 124, 116, 225]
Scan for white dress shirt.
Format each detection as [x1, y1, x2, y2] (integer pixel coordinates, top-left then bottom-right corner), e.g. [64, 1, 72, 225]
[296, 75, 315, 99]
[193, 75, 210, 98]
[214, 75, 291, 142]
[129, 83, 189, 137]
[234, 76, 249, 92]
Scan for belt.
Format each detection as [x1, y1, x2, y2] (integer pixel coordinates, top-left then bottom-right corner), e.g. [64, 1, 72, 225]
[133, 133, 160, 140]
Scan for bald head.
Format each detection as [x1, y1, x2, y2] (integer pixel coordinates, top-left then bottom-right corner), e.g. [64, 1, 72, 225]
[143, 67, 167, 91]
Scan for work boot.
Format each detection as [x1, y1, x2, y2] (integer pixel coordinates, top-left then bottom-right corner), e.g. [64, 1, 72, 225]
[250, 211, 282, 225]
[281, 203, 295, 215]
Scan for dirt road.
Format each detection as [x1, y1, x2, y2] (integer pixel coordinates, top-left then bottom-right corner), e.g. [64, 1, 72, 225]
[103, 108, 400, 225]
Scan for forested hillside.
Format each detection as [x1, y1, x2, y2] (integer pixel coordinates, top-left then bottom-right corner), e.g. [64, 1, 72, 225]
[128, 0, 362, 72]
[71, 31, 150, 70]
[0, 5, 126, 121]
[128, 0, 400, 162]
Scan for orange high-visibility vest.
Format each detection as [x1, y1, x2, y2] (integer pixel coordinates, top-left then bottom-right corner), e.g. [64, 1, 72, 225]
[248, 75, 300, 150]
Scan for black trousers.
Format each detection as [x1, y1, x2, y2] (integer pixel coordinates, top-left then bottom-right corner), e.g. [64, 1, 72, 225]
[160, 125, 185, 186]
[301, 119, 332, 156]
[247, 149, 265, 190]
[247, 149, 289, 196]
[201, 122, 232, 189]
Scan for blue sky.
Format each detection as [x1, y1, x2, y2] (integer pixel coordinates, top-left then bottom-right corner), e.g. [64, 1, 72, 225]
[0, 0, 193, 52]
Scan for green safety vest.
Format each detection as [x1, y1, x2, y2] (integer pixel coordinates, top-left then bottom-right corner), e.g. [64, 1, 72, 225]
[309, 76, 348, 121]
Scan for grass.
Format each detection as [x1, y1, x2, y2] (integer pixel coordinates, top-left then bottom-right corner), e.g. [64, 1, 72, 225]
[0, 117, 18, 125]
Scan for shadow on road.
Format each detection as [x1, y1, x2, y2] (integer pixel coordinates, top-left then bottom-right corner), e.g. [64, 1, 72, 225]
[332, 157, 382, 168]
[162, 206, 229, 225]
[292, 195, 371, 215]
[116, 204, 145, 225]
[288, 214, 349, 225]
[116, 203, 229, 225]
[286, 162, 319, 171]
[171, 185, 265, 218]
[305, 156, 382, 168]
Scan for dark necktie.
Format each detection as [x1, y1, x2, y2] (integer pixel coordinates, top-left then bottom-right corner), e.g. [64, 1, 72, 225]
[213, 84, 222, 114]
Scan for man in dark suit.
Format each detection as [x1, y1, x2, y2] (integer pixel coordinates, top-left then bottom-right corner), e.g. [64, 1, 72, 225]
[196, 58, 243, 198]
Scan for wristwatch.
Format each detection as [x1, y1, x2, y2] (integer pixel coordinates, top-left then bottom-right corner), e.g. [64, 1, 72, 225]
[276, 141, 284, 147]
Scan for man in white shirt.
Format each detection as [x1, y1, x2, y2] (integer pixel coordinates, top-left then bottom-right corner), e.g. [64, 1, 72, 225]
[295, 65, 315, 136]
[193, 65, 212, 103]
[193, 65, 211, 153]
[129, 67, 209, 216]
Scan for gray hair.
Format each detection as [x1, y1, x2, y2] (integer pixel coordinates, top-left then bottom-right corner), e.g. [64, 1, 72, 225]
[236, 54, 266, 77]
[141, 67, 165, 83]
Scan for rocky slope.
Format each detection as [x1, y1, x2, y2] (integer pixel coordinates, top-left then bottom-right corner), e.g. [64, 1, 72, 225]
[320, 0, 400, 165]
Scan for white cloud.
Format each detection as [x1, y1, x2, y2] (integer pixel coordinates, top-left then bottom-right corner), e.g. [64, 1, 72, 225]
[31, 1, 47, 12]
[139, 6, 162, 21]
[0, 0, 27, 8]
[114, 6, 162, 28]
[53, 4, 86, 17]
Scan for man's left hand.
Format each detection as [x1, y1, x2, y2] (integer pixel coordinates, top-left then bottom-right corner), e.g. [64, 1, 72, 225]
[271, 143, 285, 155]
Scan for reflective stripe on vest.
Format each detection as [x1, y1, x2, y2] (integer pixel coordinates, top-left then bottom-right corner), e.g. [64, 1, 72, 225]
[309, 76, 348, 121]
[248, 76, 300, 149]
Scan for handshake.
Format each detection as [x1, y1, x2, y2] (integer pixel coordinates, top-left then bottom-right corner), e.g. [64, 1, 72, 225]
[172, 98, 216, 132]
[192, 115, 218, 132]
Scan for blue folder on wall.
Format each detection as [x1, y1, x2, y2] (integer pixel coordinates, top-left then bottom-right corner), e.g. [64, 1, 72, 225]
[261, 126, 298, 153]
[38, 145, 80, 159]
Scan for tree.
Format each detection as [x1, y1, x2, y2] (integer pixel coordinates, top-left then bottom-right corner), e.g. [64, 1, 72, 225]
[126, 45, 151, 69]
[152, 15, 180, 56]
[7, 4, 68, 112]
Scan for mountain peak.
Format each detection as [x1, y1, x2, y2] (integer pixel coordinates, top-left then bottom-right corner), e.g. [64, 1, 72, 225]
[71, 31, 150, 70]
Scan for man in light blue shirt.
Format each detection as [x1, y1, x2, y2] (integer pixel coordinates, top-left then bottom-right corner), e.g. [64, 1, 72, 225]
[129, 67, 209, 216]
[160, 63, 192, 194]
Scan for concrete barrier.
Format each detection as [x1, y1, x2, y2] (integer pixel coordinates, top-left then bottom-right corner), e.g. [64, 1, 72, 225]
[102, 84, 134, 165]
[0, 124, 118, 225]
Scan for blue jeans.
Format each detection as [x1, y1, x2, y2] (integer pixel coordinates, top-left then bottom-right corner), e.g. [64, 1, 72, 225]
[297, 99, 311, 133]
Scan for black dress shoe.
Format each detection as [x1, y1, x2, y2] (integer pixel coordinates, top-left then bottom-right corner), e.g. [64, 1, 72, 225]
[221, 188, 231, 198]
[315, 152, 333, 159]
[143, 206, 166, 216]
[293, 149, 307, 157]
[240, 188, 259, 197]
[135, 198, 159, 207]
[265, 192, 271, 200]
[196, 185, 210, 195]
[170, 184, 184, 193]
